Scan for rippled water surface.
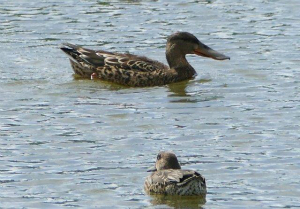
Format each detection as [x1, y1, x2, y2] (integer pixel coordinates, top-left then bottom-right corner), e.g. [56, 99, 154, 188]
[1, 0, 300, 208]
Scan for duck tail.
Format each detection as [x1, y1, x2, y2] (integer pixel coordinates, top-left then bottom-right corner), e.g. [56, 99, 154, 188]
[60, 43, 82, 63]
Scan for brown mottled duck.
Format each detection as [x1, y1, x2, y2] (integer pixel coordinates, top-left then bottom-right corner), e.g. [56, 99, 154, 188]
[60, 32, 229, 87]
[144, 151, 207, 196]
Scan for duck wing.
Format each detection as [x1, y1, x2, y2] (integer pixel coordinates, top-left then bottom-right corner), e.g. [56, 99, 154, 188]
[148, 169, 205, 185]
[60, 43, 167, 73]
[145, 169, 206, 195]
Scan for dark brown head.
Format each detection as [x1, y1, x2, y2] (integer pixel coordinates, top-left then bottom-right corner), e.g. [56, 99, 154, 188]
[148, 151, 181, 172]
[166, 32, 230, 63]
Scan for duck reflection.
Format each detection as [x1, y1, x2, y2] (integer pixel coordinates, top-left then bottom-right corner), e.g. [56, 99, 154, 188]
[149, 194, 206, 209]
[167, 78, 212, 103]
[167, 80, 190, 97]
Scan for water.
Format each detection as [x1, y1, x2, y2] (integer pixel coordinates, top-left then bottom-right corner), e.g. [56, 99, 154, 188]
[0, 0, 299, 208]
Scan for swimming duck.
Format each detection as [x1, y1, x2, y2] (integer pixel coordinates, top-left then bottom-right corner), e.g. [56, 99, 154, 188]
[144, 151, 207, 196]
[60, 32, 229, 87]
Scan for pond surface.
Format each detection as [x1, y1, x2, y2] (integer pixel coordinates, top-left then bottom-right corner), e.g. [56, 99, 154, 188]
[0, 0, 299, 208]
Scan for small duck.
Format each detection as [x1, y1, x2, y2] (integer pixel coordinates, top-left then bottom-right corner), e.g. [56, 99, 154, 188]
[60, 32, 229, 87]
[144, 151, 207, 196]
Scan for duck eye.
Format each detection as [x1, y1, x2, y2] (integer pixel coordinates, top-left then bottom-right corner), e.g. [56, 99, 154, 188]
[157, 154, 161, 160]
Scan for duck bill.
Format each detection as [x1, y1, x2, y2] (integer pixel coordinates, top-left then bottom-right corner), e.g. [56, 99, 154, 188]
[147, 166, 157, 172]
[194, 43, 230, 60]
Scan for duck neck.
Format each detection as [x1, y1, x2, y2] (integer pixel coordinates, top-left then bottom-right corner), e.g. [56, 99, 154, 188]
[166, 48, 196, 80]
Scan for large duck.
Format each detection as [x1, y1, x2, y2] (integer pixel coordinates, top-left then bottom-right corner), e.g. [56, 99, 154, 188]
[60, 32, 229, 87]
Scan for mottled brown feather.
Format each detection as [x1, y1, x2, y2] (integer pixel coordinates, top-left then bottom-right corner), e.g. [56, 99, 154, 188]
[144, 152, 207, 196]
[60, 32, 229, 87]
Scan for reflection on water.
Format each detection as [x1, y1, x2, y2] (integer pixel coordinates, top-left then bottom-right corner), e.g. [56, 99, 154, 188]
[74, 75, 129, 91]
[168, 80, 191, 97]
[149, 194, 206, 209]
[167, 78, 220, 103]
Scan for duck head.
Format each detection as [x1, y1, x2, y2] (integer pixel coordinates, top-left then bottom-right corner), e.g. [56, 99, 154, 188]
[166, 32, 230, 68]
[148, 151, 181, 172]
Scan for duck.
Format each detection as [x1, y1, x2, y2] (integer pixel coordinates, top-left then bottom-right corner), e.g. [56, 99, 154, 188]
[144, 151, 207, 196]
[60, 32, 229, 87]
